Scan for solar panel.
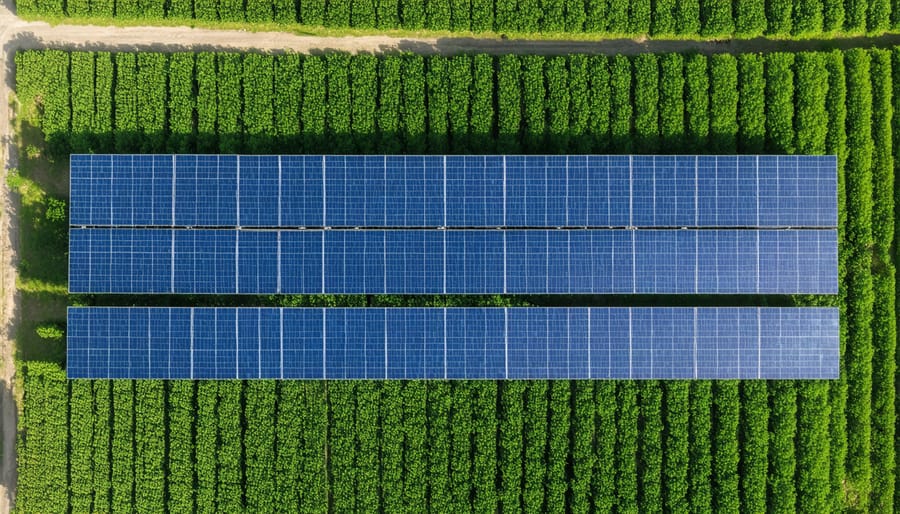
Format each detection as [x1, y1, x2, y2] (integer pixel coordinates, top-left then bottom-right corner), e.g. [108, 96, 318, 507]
[69, 154, 838, 229]
[68, 228, 838, 295]
[66, 307, 839, 380]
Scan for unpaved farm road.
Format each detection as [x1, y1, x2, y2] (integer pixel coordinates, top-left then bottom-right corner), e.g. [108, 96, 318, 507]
[0, 0, 19, 512]
[2, 5, 900, 513]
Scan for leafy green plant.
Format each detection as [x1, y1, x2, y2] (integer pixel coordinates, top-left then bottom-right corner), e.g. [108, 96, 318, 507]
[35, 323, 63, 339]
[44, 198, 65, 223]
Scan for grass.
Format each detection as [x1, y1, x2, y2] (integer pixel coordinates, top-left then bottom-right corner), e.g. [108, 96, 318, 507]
[9, 101, 69, 363]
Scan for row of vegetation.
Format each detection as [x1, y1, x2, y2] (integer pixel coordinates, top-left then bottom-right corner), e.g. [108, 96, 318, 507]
[13, 48, 896, 511]
[16, 0, 900, 37]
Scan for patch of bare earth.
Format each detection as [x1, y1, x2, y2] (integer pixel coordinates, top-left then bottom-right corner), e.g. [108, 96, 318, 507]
[0, 2, 21, 512]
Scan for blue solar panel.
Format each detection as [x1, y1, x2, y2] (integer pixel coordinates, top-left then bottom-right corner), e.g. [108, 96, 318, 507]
[70, 154, 176, 226]
[238, 156, 279, 227]
[66, 307, 840, 380]
[69, 154, 94, 226]
[69, 154, 837, 229]
[68, 228, 838, 294]
[174, 155, 238, 226]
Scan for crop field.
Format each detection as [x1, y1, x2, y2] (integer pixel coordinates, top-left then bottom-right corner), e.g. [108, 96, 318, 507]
[15, 0, 900, 37]
[12, 49, 898, 512]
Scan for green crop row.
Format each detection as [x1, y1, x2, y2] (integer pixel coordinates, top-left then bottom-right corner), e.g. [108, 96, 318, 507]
[15, 0, 900, 36]
[793, 53, 832, 514]
[16, 363, 68, 513]
[12, 47, 897, 512]
[870, 48, 897, 514]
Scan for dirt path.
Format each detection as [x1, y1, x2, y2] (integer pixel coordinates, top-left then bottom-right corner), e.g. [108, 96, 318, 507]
[0, 0, 20, 511]
[7, 20, 900, 57]
[0, 0, 18, 509]
[2, 7, 900, 514]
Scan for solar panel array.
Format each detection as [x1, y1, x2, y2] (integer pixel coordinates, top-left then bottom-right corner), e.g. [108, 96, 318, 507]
[67, 154, 839, 381]
[67, 307, 839, 380]
[68, 228, 837, 294]
[70, 154, 837, 228]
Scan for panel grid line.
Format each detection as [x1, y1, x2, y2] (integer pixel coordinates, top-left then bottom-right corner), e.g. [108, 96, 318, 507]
[631, 230, 636, 293]
[276, 232, 282, 294]
[649, 309, 654, 377]
[628, 308, 633, 379]
[189, 309, 194, 380]
[694, 229, 699, 294]
[147, 311, 152, 380]
[587, 309, 591, 379]
[235, 155, 240, 227]
[714, 156, 719, 226]
[756, 230, 760, 293]
[257, 309, 262, 380]
[693, 308, 698, 379]
[545, 310, 550, 379]
[169, 230, 175, 293]
[503, 231, 507, 294]
[321, 156, 326, 226]
[443, 308, 448, 380]
[322, 308, 326, 379]
[694, 155, 699, 227]
[565, 156, 569, 227]
[321, 233, 325, 294]
[755, 155, 760, 228]
[277, 155, 283, 227]
[502, 156, 507, 226]
[504, 308, 509, 379]
[214, 310, 219, 379]
[170, 155, 176, 226]
[280, 309, 284, 380]
[629, 155, 633, 227]
[443, 155, 447, 227]
[651, 158, 656, 226]
[166, 310, 171, 379]
[384, 314, 388, 380]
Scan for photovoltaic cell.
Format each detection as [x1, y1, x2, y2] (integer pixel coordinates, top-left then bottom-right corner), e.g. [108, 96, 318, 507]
[68, 228, 838, 294]
[66, 307, 839, 380]
[69, 154, 838, 229]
